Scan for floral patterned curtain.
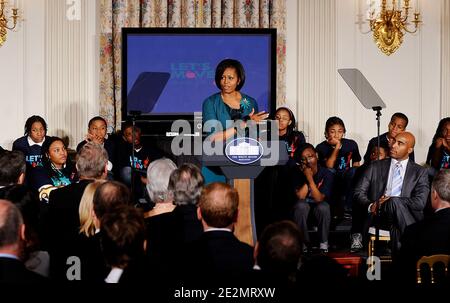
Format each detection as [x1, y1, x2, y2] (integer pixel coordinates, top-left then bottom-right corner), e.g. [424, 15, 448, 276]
[99, 0, 286, 131]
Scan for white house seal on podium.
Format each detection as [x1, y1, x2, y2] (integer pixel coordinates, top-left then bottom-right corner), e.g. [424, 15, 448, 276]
[225, 137, 263, 165]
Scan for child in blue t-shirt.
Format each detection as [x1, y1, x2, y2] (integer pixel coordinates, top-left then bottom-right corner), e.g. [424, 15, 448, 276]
[117, 121, 164, 202]
[316, 117, 361, 215]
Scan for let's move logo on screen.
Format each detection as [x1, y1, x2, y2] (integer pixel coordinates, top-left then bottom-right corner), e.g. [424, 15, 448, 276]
[170, 62, 215, 80]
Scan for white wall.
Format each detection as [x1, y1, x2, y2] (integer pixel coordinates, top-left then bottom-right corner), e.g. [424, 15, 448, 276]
[0, 0, 98, 150]
[0, 0, 445, 162]
[286, 0, 443, 164]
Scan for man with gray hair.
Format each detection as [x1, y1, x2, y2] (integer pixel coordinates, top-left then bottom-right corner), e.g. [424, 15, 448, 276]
[146, 158, 177, 205]
[0, 199, 46, 282]
[399, 169, 450, 281]
[169, 163, 204, 243]
[47, 142, 109, 281]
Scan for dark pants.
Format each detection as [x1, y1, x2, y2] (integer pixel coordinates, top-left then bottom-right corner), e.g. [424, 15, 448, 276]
[365, 198, 418, 254]
[293, 199, 331, 244]
[334, 167, 357, 211]
[381, 197, 417, 252]
[351, 200, 367, 234]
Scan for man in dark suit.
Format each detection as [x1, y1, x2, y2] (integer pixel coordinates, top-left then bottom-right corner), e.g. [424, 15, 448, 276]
[0, 199, 46, 283]
[354, 132, 429, 253]
[181, 182, 254, 284]
[46, 142, 108, 281]
[397, 169, 450, 282]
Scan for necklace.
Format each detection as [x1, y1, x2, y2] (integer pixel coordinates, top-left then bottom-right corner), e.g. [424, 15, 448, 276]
[221, 92, 241, 109]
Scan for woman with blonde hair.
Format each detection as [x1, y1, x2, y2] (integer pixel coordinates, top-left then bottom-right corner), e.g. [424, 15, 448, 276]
[77, 179, 108, 281]
[79, 180, 106, 237]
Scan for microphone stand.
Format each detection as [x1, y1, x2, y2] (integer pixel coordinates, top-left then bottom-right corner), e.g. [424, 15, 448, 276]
[129, 111, 141, 203]
[373, 106, 382, 257]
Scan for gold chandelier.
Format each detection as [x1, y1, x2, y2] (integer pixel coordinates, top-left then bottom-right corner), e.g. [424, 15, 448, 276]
[0, 0, 21, 47]
[368, 0, 421, 55]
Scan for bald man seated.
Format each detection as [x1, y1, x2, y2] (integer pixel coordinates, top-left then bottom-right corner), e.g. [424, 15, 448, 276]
[354, 132, 429, 254]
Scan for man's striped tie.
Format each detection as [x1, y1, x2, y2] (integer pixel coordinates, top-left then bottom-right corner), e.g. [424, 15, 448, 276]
[391, 162, 403, 197]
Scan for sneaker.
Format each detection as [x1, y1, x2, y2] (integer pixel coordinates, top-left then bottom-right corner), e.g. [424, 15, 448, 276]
[319, 241, 329, 253]
[350, 233, 363, 252]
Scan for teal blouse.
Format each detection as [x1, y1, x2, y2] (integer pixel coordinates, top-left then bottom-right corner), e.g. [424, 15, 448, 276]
[202, 92, 258, 135]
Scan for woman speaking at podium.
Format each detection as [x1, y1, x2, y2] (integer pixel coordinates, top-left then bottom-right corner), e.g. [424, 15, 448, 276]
[201, 58, 269, 182]
[202, 58, 269, 142]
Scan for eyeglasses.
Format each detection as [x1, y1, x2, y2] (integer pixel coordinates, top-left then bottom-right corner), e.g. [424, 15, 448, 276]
[275, 116, 290, 122]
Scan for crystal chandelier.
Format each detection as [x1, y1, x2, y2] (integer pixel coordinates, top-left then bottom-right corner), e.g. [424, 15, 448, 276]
[0, 0, 21, 47]
[368, 0, 422, 55]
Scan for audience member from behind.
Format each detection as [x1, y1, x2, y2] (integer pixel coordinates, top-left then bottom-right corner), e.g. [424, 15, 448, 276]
[0, 151, 26, 191]
[354, 132, 429, 254]
[101, 204, 147, 283]
[169, 163, 204, 243]
[145, 158, 177, 217]
[46, 142, 108, 281]
[79, 180, 107, 238]
[350, 145, 388, 252]
[12, 115, 50, 174]
[77, 116, 116, 178]
[255, 220, 303, 287]
[0, 185, 49, 277]
[77, 180, 108, 282]
[0, 199, 47, 282]
[426, 117, 450, 172]
[182, 182, 254, 284]
[398, 169, 450, 283]
[363, 112, 414, 164]
[292, 143, 334, 253]
[29, 136, 77, 200]
[144, 158, 177, 275]
[93, 181, 131, 226]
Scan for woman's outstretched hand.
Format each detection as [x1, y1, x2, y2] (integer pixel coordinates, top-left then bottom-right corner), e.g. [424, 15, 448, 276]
[248, 108, 269, 122]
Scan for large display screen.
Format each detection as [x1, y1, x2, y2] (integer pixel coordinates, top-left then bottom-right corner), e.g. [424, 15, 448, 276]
[122, 28, 276, 121]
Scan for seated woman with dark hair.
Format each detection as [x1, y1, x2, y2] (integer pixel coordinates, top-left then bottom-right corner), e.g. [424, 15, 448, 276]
[426, 117, 450, 171]
[274, 106, 306, 159]
[29, 136, 77, 200]
[254, 107, 306, 236]
[12, 115, 50, 182]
